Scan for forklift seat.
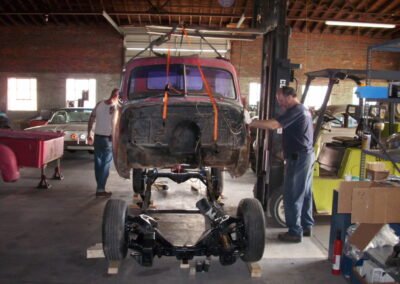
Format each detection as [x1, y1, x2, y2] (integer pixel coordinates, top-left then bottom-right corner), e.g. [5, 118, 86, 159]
[317, 143, 346, 176]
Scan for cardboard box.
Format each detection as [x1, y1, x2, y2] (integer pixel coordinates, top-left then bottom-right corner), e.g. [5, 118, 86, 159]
[337, 181, 372, 213]
[366, 169, 390, 181]
[349, 224, 385, 251]
[351, 187, 400, 224]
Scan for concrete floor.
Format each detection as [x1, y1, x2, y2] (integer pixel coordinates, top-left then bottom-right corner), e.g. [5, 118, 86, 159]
[0, 152, 347, 284]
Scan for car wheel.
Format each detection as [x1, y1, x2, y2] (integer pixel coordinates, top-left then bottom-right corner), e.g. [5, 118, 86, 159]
[269, 189, 286, 228]
[237, 198, 266, 262]
[207, 168, 223, 201]
[102, 199, 128, 261]
[132, 169, 145, 197]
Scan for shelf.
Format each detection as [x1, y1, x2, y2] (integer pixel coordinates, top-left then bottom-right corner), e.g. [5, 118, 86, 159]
[363, 149, 400, 163]
[366, 98, 400, 103]
[365, 246, 400, 282]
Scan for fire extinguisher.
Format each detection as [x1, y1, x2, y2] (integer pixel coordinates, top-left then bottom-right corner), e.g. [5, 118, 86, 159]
[332, 230, 343, 275]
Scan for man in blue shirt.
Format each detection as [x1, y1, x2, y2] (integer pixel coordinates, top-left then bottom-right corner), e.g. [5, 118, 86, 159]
[250, 86, 314, 243]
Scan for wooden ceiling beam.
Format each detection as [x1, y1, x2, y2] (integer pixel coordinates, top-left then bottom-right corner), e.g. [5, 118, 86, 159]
[329, 0, 357, 35]
[0, 16, 9, 25]
[122, 0, 131, 25]
[380, 0, 399, 14]
[76, 0, 91, 25]
[366, 0, 389, 13]
[293, 1, 306, 30]
[309, 0, 329, 33]
[64, 0, 80, 25]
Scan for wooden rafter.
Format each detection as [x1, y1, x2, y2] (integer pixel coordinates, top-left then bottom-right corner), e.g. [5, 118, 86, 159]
[329, 0, 356, 35]
[309, 0, 328, 33]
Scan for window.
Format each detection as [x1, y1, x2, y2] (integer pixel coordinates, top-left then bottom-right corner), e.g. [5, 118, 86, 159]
[49, 109, 92, 124]
[186, 66, 235, 99]
[128, 64, 236, 100]
[66, 79, 96, 108]
[302, 85, 328, 110]
[7, 78, 37, 111]
[249, 82, 261, 106]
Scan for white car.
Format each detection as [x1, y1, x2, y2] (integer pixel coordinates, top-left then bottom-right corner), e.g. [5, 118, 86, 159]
[26, 108, 94, 152]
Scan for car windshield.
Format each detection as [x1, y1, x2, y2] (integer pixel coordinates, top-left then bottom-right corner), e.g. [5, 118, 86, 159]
[49, 109, 92, 124]
[128, 64, 236, 100]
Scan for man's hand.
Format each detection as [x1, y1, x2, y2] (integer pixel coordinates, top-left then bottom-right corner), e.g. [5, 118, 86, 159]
[87, 136, 94, 145]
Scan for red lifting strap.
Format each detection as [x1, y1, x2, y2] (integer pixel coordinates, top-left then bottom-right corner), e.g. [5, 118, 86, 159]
[197, 62, 218, 142]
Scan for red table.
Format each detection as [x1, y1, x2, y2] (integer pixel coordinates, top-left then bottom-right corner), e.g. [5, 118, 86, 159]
[0, 129, 64, 188]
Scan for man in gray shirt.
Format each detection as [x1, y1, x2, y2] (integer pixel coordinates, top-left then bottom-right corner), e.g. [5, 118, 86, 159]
[250, 86, 314, 243]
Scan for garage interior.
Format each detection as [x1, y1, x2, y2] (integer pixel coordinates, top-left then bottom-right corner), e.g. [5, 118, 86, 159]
[0, 0, 400, 283]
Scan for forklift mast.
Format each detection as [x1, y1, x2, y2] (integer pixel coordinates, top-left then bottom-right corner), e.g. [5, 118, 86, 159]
[254, 0, 297, 209]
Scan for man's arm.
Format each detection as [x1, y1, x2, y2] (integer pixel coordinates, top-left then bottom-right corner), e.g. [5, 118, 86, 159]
[249, 118, 282, 130]
[87, 102, 100, 145]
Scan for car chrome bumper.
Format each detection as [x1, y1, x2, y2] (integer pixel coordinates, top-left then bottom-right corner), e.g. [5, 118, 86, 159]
[65, 143, 94, 151]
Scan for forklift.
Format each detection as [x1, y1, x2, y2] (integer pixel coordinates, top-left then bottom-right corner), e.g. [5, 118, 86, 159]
[263, 68, 400, 227]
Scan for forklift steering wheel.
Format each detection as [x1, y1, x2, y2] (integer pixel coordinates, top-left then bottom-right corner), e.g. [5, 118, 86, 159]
[323, 113, 343, 127]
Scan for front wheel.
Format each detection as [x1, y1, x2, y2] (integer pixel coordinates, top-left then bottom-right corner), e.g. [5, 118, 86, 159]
[237, 198, 266, 262]
[102, 199, 128, 261]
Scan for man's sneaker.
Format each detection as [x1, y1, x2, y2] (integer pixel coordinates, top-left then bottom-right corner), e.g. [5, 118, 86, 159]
[278, 232, 302, 243]
[96, 191, 112, 198]
[303, 228, 312, 237]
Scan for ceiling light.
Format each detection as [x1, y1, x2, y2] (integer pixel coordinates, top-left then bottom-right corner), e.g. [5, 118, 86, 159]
[325, 21, 396, 29]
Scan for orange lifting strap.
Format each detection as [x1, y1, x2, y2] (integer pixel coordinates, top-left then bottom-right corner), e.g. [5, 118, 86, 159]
[182, 27, 191, 45]
[197, 62, 219, 142]
[162, 49, 171, 121]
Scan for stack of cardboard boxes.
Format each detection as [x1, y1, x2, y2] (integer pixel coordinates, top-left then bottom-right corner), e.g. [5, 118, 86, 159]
[336, 181, 400, 283]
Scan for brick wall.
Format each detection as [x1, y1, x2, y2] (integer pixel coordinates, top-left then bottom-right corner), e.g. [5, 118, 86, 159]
[231, 32, 400, 105]
[0, 25, 123, 125]
[0, 25, 123, 73]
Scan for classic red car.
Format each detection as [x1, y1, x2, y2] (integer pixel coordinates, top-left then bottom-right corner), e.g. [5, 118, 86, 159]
[113, 56, 249, 181]
[102, 55, 265, 270]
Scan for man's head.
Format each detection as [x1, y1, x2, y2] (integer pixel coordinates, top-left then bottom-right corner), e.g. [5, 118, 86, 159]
[276, 86, 298, 109]
[109, 88, 119, 104]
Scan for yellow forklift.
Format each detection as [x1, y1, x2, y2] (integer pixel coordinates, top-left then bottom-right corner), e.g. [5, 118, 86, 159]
[266, 69, 400, 227]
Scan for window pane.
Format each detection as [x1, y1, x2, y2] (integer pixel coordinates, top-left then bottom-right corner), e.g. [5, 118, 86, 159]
[7, 78, 37, 111]
[128, 65, 184, 100]
[186, 66, 236, 99]
[249, 82, 261, 105]
[302, 85, 328, 109]
[66, 78, 96, 108]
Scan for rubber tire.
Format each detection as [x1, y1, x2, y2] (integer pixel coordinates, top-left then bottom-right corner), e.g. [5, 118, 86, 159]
[132, 168, 145, 196]
[237, 198, 266, 262]
[269, 189, 286, 228]
[102, 199, 128, 261]
[209, 167, 223, 200]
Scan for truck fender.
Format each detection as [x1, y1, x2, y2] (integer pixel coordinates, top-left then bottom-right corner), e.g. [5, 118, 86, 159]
[0, 144, 20, 182]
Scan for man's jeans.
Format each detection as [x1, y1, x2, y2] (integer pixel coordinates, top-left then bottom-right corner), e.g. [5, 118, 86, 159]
[94, 135, 113, 192]
[283, 151, 315, 236]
